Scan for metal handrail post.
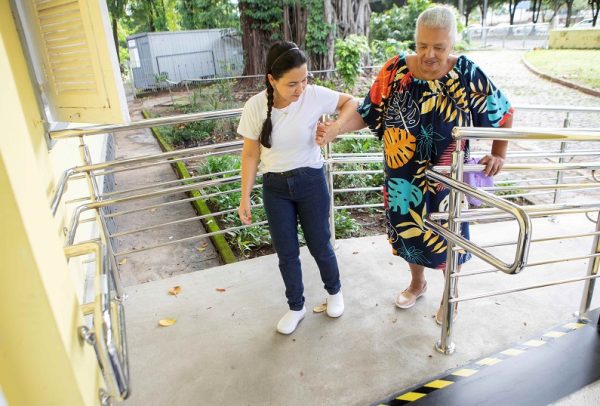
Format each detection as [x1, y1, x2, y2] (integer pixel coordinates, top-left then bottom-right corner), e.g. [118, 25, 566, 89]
[436, 146, 464, 355]
[65, 241, 130, 402]
[578, 210, 600, 322]
[79, 138, 126, 300]
[552, 112, 571, 207]
[324, 130, 336, 248]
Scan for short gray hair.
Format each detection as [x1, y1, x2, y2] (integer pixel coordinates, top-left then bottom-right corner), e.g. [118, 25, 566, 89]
[415, 6, 458, 44]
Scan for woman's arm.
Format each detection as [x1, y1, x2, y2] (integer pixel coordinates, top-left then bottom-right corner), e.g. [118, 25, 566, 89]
[478, 114, 513, 176]
[238, 137, 261, 225]
[316, 94, 366, 146]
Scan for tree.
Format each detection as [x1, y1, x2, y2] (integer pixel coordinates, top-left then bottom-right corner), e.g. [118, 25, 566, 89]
[238, 0, 284, 76]
[590, 0, 599, 26]
[531, 0, 543, 23]
[126, 0, 172, 32]
[370, 0, 430, 46]
[178, 0, 239, 30]
[508, 0, 522, 25]
[238, 0, 371, 75]
[107, 0, 127, 64]
[462, 0, 479, 26]
[565, 0, 575, 26]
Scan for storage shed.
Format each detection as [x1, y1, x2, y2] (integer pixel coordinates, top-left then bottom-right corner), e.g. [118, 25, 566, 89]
[127, 28, 243, 90]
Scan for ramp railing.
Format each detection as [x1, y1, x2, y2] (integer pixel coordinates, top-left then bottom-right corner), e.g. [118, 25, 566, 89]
[48, 105, 600, 359]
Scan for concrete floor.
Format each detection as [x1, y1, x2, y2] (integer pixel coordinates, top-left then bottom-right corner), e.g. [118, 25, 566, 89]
[120, 213, 600, 406]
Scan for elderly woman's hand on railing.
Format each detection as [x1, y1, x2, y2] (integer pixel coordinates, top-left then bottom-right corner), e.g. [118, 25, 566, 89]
[478, 153, 505, 176]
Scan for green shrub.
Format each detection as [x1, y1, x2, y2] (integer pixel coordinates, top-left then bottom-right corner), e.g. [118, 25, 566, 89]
[196, 155, 271, 255]
[311, 76, 337, 90]
[370, 39, 411, 64]
[370, 0, 432, 49]
[334, 209, 361, 238]
[334, 34, 369, 91]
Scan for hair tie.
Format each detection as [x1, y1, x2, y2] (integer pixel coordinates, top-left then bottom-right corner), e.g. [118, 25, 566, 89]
[270, 47, 300, 72]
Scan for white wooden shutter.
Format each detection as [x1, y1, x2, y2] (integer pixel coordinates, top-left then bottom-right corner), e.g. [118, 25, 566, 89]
[26, 0, 129, 124]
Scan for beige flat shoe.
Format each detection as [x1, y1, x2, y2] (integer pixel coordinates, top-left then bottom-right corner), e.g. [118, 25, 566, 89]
[395, 281, 427, 309]
[435, 302, 458, 325]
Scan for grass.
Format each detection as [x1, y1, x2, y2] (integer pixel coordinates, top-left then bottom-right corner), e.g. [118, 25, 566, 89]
[523, 49, 600, 91]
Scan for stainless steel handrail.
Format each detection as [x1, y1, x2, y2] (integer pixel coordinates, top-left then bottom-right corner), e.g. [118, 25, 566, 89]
[425, 169, 532, 275]
[49, 108, 243, 139]
[50, 141, 242, 215]
[49, 106, 600, 359]
[453, 127, 600, 141]
[66, 175, 242, 246]
[64, 241, 129, 402]
[47, 104, 600, 141]
[430, 201, 600, 223]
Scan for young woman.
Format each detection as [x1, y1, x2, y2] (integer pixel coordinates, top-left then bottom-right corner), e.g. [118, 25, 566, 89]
[237, 41, 357, 335]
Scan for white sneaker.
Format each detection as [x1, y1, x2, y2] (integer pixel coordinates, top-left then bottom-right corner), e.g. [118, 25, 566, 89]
[326, 290, 344, 318]
[276, 306, 306, 335]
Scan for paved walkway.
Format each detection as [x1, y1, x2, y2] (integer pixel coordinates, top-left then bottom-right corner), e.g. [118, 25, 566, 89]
[109, 96, 221, 286]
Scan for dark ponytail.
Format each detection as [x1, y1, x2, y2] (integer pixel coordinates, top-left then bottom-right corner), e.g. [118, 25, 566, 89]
[259, 41, 308, 148]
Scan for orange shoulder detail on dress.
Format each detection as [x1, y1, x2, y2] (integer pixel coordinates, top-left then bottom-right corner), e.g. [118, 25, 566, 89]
[371, 55, 400, 105]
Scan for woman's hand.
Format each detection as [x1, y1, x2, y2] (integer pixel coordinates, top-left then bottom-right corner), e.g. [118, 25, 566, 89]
[238, 198, 252, 225]
[315, 121, 341, 146]
[478, 153, 505, 176]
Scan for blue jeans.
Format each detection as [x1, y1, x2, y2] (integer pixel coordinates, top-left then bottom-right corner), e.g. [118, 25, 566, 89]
[262, 166, 341, 311]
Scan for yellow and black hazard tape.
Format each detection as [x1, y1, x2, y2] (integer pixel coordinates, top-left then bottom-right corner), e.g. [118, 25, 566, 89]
[375, 321, 588, 405]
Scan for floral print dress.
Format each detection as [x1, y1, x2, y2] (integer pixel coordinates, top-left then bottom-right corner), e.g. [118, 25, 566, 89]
[358, 53, 513, 269]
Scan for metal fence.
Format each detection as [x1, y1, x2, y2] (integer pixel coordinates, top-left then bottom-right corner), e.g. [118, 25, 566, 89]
[464, 23, 550, 49]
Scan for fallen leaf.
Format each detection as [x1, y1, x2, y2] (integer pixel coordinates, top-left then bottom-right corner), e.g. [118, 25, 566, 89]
[149, 208, 157, 213]
[392, 318, 398, 324]
[197, 242, 209, 252]
[313, 303, 327, 313]
[158, 318, 176, 327]
[118, 258, 127, 265]
[216, 288, 226, 292]
[168, 286, 182, 296]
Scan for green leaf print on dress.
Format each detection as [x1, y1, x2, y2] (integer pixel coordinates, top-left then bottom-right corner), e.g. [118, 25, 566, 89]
[416, 124, 445, 160]
[387, 177, 423, 214]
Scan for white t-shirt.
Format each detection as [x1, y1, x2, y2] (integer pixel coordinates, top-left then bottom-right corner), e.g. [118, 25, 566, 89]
[237, 84, 339, 173]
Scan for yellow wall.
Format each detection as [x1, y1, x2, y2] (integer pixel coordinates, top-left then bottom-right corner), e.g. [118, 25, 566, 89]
[549, 28, 600, 49]
[0, 2, 101, 405]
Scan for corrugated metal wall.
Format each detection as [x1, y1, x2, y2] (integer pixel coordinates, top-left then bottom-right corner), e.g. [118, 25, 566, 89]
[128, 29, 243, 90]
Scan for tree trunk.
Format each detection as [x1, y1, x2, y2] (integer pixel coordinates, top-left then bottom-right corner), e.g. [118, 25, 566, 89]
[566, 0, 574, 27]
[240, 0, 370, 75]
[239, 2, 271, 77]
[531, 0, 542, 23]
[323, 0, 371, 70]
[111, 16, 120, 65]
[283, 4, 308, 49]
[508, 0, 520, 25]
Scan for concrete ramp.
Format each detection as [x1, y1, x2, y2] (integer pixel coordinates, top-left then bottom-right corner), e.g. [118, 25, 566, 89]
[121, 214, 600, 405]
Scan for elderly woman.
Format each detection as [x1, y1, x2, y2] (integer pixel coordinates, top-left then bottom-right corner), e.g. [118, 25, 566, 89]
[317, 5, 513, 323]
